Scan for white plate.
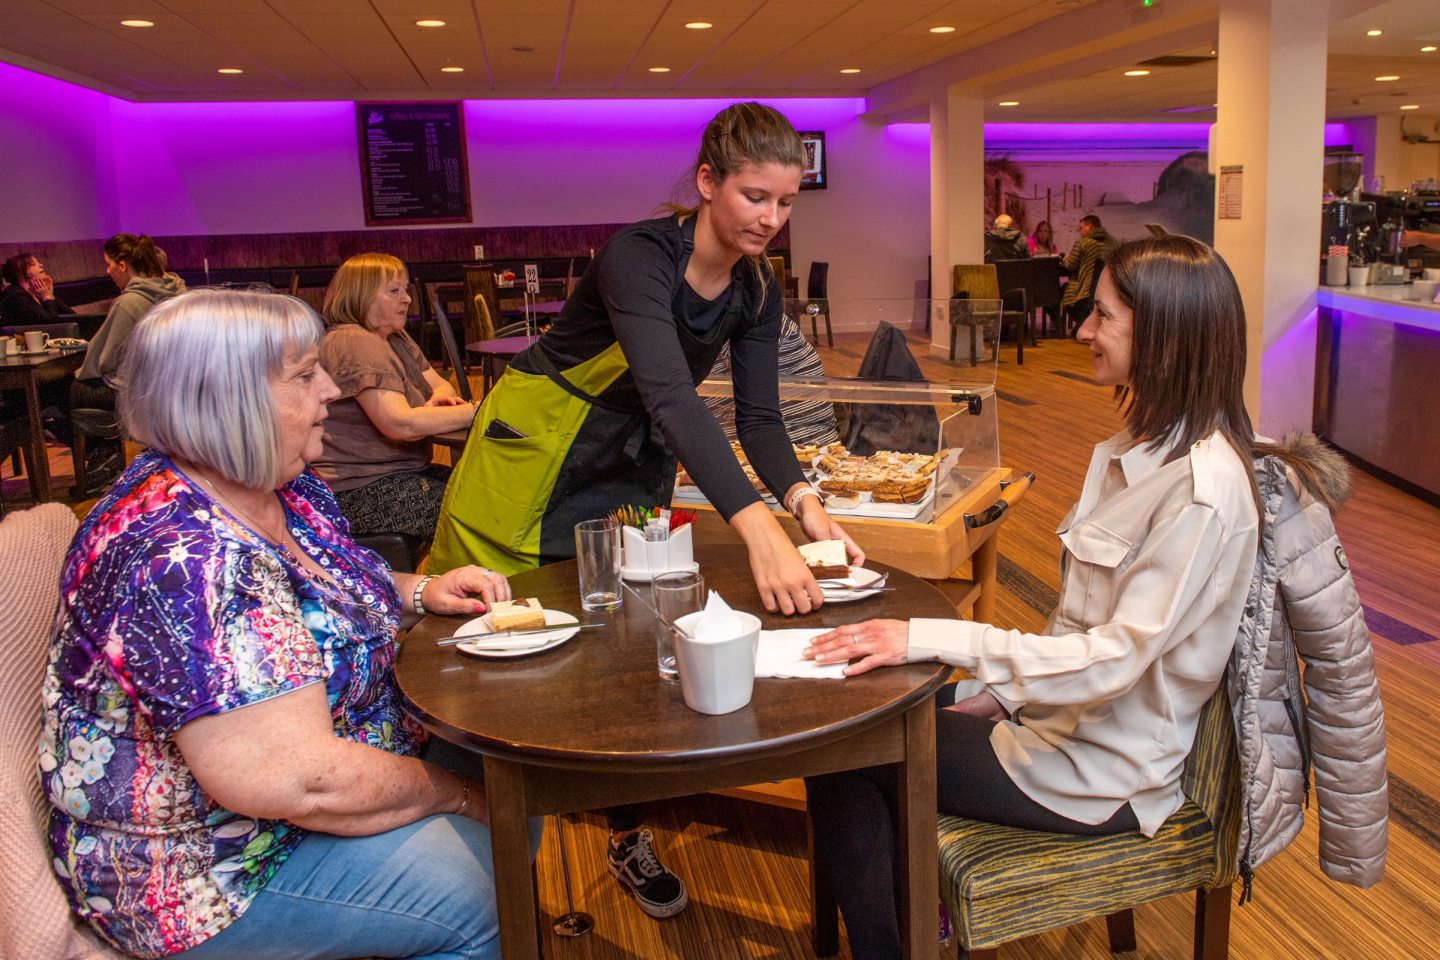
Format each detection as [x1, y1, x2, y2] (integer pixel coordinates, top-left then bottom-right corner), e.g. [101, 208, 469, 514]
[452, 608, 581, 658]
[821, 566, 886, 603]
[18, 348, 52, 356]
[620, 560, 701, 582]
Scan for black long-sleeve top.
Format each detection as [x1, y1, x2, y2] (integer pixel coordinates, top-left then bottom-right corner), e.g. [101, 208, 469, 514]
[0, 284, 76, 328]
[513, 215, 805, 520]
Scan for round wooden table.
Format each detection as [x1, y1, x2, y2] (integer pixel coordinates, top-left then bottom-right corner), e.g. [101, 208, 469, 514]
[465, 334, 538, 393]
[397, 544, 955, 959]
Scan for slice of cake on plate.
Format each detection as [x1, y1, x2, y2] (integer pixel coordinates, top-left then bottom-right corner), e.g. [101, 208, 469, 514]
[490, 598, 547, 631]
[798, 539, 850, 580]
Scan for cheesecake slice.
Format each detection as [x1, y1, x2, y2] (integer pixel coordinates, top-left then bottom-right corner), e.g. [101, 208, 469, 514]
[490, 598, 547, 631]
[798, 539, 850, 580]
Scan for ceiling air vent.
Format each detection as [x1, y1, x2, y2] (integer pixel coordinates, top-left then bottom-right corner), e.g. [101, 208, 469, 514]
[1138, 55, 1217, 68]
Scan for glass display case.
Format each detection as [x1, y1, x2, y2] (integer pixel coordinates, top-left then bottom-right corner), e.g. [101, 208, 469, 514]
[681, 297, 1004, 528]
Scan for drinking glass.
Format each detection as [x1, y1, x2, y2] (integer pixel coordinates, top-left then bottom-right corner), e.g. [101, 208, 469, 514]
[652, 570, 705, 683]
[574, 519, 622, 612]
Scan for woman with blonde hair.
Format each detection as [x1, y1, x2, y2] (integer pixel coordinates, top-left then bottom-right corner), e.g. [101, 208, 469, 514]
[314, 253, 476, 539]
[429, 100, 863, 921]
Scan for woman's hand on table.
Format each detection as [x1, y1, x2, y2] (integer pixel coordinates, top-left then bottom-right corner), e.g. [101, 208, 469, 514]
[803, 618, 910, 676]
[732, 501, 823, 615]
[795, 496, 866, 566]
[420, 566, 512, 616]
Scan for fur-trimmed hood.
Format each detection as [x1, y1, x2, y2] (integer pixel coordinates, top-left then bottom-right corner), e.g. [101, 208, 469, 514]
[1269, 432, 1353, 509]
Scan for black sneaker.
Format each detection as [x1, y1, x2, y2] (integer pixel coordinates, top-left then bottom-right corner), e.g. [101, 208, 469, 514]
[606, 828, 689, 919]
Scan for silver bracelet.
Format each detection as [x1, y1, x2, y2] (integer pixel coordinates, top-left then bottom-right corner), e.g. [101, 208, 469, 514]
[786, 485, 823, 519]
[412, 575, 435, 616]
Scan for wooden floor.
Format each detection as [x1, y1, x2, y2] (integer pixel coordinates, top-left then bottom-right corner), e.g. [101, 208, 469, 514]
[8, 329, 1438, 958]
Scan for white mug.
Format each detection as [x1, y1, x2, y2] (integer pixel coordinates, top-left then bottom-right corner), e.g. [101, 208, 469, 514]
[23, 330, 48, 352]
[0, 335, 13, 356]
[1423, 268, 1440, 282]
[673, 610, 760, 715]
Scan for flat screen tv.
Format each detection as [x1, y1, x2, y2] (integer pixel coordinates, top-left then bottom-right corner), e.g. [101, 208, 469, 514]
[799, 131, 827, 191]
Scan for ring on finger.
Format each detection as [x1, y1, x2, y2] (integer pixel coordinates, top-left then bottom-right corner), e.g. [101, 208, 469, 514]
[849, 633, 858, 645]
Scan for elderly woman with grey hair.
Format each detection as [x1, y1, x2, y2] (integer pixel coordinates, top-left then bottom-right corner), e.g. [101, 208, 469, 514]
[41, 288, 516, 960]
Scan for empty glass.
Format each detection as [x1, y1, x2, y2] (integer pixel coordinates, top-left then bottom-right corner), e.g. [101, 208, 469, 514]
[574, 519, 622, 612]
[652, 570, 705, 683]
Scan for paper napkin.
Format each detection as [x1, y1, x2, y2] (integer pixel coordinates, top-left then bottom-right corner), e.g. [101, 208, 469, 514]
[756, 629, 848, 679]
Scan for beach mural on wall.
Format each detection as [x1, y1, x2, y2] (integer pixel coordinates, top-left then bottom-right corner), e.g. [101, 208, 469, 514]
[984, 150, 1215, 248]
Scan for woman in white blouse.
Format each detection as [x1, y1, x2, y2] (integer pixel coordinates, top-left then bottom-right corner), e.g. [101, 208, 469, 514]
[801, 236, 1271, 960]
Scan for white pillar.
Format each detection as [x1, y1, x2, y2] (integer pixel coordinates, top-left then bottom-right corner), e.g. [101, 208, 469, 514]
[1212, 0, 1329, 436]
[929, 85, 985, 356]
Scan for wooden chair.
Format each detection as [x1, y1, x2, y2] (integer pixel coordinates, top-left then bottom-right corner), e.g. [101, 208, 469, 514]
[471, 293, 496, 342]
[805, 261, 833, 347]
[766, 255, 788, 294]
[0, 504, 127, 960]
[69, 408, 128, 500]
[995, 257, 1063, 338]
[951, 264, 1030, 365]
[0, 406, 40, 513]
[430, 295, 472, 403]
[936, 683, 1242, 959]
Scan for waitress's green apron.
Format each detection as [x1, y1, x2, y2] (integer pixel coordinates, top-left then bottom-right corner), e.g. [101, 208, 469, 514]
[428, 225, 749, 576]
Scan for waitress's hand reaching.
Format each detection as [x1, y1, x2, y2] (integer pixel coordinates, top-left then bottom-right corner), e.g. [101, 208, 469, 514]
[732, 502, 823, 615]
[793, 495, 865, 567]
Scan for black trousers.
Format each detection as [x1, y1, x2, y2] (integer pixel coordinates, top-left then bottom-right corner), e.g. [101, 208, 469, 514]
[804, 683, 1140, 960]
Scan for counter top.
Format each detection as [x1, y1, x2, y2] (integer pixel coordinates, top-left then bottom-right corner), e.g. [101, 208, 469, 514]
[1317, 282, 1440, 332]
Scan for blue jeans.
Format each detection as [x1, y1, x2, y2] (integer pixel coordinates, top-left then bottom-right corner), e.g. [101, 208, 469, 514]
[179, 740, 541, 960]
[179, 815, 502, 960]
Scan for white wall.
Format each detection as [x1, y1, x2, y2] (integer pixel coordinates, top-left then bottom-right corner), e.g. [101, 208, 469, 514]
[0, 62, 118, 244]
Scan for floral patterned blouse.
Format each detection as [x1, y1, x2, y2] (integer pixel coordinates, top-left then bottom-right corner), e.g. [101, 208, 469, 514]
[40, 450, 425, 958]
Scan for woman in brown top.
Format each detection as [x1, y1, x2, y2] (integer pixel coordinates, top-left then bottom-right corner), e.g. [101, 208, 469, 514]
[314, 253, 476, 539]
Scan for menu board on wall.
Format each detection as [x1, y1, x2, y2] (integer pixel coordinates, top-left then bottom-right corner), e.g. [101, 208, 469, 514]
[356, 102, 471, 226]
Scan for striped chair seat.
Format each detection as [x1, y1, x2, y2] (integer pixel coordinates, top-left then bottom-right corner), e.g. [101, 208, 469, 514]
[937, 684, 1242, 958]
[939, 798, 1214, 950]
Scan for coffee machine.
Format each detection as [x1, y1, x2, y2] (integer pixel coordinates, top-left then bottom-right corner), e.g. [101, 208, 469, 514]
[1320, 200, 1376, 283]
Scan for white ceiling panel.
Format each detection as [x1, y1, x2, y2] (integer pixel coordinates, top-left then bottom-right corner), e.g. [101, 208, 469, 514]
[0, 0, 1426, 120]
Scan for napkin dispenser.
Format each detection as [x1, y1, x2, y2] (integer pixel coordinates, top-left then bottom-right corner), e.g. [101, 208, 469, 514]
[1371, 263, 1408, 285]
[621, 523, 694, 577]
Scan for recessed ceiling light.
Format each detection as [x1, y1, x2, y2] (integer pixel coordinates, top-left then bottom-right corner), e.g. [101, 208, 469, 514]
[511, 46, 535, 53]
[119, 19, 153, 27]
[1400, 104, 1421, 110]
[1422, 46, 1438, 53]
[416, 19, 446, 28]
[684, 21, 713, 29]
[441, 66, 464, 73]
[929, 26, 956, 34]
[217, 68, 243, 74]
[1124, 69, 1151, 76]
[1365, 29, 1383, 37]
[998, 100, 1020, 107]
[1375, 75, 1400, 82]
[648, 66, 671, 73]
[840, 67, 861, 74]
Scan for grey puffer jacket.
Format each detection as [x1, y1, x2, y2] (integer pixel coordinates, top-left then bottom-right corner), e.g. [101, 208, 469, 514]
[1228, 434, 1387, 897]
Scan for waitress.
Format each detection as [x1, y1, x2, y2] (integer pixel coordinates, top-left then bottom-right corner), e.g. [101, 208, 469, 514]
[429, 102, 861, 615]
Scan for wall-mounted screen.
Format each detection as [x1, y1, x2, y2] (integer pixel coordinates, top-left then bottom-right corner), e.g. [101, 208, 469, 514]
[356, 101, 471, 226]
[799, 131, 827, 191]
